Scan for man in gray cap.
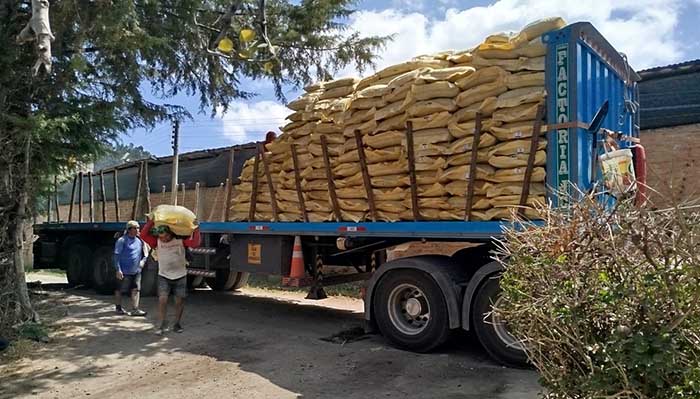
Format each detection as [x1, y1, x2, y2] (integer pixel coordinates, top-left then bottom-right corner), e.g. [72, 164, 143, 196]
[113, 220, 148, 316]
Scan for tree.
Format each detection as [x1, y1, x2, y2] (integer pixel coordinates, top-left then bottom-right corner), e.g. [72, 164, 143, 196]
[93, 143, 153, 172]
[0, 0, 388, 335]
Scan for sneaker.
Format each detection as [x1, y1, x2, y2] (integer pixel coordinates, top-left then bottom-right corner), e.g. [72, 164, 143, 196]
[129, 309, 147, 317]
[115, 305, 126, 315]
[172, 323, 184, 333]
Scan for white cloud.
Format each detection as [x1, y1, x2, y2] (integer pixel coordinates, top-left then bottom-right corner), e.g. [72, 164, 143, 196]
[349, 0, 687, 71]
[217, 100, 288, 143]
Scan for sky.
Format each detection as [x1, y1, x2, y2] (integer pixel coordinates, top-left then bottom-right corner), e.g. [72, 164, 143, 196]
[124, 0, 700, 156]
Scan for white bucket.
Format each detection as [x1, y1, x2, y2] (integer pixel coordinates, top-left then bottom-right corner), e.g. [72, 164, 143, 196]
[599, 148, 636, 197]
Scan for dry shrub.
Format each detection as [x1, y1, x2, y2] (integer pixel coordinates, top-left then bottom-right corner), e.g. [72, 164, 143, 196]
[496, 194, 700, 398]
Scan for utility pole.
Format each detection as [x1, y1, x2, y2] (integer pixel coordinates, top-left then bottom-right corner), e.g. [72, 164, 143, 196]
[170, 119, 180, 205]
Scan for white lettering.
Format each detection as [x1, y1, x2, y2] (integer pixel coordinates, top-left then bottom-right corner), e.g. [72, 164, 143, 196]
[557, 98, 568, 113]
[559, 160, 569, 174]
[558, 129, 568, 143]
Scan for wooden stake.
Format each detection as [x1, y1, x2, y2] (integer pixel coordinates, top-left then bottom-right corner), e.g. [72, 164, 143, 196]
[405, 122, 421, 221]
[87, 171, 94, 222]
[46, 195, 51, 223]
[78, 171, 83, 222]
[131, 162, 143, 220]
[208, 182, 225, 222]
[113, 169, 121, 222]
[99, 171, 107, 222]
[180, 183, 186, 209]
[248, 146, 261, 221]
[142, 161, 151, 215]
[354, 130, 376, 221]
[259, 143, 279, 221]
[68, 174, 77, 222]
[290, 145, 308, 222]
[54, 176, 61, 222]
[224, 146, 235, 221]
[194, 182, 201, 217]
[465, 113, 483, 221]
[518, 104, 546, 217]
[321, 135, 342, 222]
[161, 185, 167, 204]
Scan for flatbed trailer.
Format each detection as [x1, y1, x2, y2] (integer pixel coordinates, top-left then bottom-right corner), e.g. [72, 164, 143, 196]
[33, 22, 641, 366]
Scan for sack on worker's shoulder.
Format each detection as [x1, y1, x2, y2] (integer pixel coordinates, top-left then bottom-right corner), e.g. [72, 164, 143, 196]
[149, 205, 198, 236]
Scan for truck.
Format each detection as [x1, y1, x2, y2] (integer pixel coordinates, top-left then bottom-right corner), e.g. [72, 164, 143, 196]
[32, 22, 642, 367]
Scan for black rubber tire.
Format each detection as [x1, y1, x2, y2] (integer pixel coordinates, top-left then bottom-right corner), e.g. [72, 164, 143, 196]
[66, 244, 92, 288]
[187, 275, 205, 290]
[205, 268, 239, 291]
[92, 246, 117, 295]
[373, 269, 451, 353]
[230, 272, 250, 291]
[472, 277, 529, 367]
[140, 256, 158, 297]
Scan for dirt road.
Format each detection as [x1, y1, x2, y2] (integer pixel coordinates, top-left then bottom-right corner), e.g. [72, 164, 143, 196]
[1, 273, 540, 399]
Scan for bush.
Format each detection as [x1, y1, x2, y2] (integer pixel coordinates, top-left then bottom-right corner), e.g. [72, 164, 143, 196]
[496, 195, 700, 398]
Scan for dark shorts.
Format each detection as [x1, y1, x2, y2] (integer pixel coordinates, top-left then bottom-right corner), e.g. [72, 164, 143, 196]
[158, 276, 187, 298]
[119, 273, 141, 294]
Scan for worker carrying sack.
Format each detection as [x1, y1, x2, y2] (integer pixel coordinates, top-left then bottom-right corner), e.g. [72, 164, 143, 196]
[149, 205, 198, 236]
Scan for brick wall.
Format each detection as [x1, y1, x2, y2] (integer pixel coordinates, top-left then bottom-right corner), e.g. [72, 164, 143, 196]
[640, 123, 700, 207]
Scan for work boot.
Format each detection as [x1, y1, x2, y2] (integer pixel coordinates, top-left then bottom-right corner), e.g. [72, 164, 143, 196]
[115, 305, 126, 315]
[172, 323, 184, 333]
[155, 321, 168, 336]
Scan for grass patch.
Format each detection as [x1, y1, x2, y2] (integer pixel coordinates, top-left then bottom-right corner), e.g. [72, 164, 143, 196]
[0, 338, 39, 364]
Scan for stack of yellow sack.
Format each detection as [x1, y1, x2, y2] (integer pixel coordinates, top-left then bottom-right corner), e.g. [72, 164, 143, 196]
[231, 17, 565, 222]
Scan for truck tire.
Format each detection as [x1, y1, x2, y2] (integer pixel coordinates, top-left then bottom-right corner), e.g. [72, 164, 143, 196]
[231, 272, 249, 290]
[66, 244, 92, 288]
[373, 269, 450, 352]
[187, 275, 205, 290]
[92, 246, 117, 295]
[206, 269, 242, 291]
[472, 276, 528, 367]
[140, 257, 158, 297]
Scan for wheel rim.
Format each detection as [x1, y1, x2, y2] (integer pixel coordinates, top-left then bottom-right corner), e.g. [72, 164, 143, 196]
[491, 296, 525, 351]
[387, 283, 431, 336]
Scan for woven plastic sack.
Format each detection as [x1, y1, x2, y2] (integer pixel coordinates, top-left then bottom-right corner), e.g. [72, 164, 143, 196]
[491, 120, 547, 141]
[439, 164, 495, 182]
[407, 98, 457, 117]
[488, 138, 547, 156]
[495, 87, 546, 109]
[488, 150, 546, 168]
[452, 97, 498, 123]
[455, 66, 508, 90]
[486, 182, 545, 198]
[456, 80, 509, 108]
[444, 180, 490, 196]
[447, 133, 498, 154]
[486, 166, 546, 183]
[364, 130, 404, 149]
[409, 111, 451, 130]
[493, 102, 541, 123]
[447, 196, 491, 210]
[446, 149, 490, 166]
[412, 81, 460, 101]
[448, 119, 501, 139]
[416, 66, 475, 83]
[377, 113, 408, 132]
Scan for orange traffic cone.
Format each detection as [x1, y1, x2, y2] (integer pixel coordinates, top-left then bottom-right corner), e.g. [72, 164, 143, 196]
[282, 236, 309, 287]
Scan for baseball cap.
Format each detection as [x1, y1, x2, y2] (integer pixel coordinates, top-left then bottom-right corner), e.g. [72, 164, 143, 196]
[126, 220, 140, 229]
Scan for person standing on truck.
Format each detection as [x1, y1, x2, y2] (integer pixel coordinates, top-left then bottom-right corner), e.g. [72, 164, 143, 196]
[114, 220, 148, 316]
[141, 218, 201, 335]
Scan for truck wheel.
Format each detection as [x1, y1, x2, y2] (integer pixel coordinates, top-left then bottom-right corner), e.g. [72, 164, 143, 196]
[140, 257, 158, 297]
[66, 244, 92, 288]
[231, 272, 249, 290]
[373, 270, 450, 352]
[187, 275, 205, 290]
[92, 246, 116, 295]
[472, 276, 528, 367]
[206, 269, 239, 291]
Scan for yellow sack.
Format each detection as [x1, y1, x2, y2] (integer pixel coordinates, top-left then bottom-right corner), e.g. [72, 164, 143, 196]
[452, 97, 498, 123]
[439, 209, 490, 221]
[447, 196, 491, 210]
[400, 208, 442, 220]
[486, 182, 546, 198]
[414, 156, 446, 172]
[338, 199, 369, 212]
[402, 197, 450, 210]
[418, 183, 447, 197]
[364, 130, 404, 149]
[444, 180, 490, 196]
[315, 122, 343, 135]
[448, 119, 501, 138]
[407, 98, 457, 117]
[371, 174, 410, 188]
[417, 66, 475, 83]
[375, 59, 450, 79]
[335, 173, 364, 188]
[495, 87, 546, 109]
[486, 207, 539, 220]
[300, 166, 326, 180]
[439, 164, 495, 182]
[305, 179, 330, 191]
[515, 38, 547, 58]
[278, 201, 304, 214]
[488, 138, 548, 156]
[344, 118, 377, 138]
[281, 120, 306, 132]
[323, 76, 359, 90]
[309, 143, 343, 157]
[345, 107, 376, 125]
[368, 159, 408, 177]
[488, 150, 547, 168]
[412, 81, 460, 101]
[491, 195, 545, 208]
[308, 212, 331, 222]
[341, 210, 366, 223]
[456, 80, 509, 108]
[455, 66, 508, 90]
[376, 201, 407, 213]
[408, 111, 451, 130]
[447, 51, 473, 64]
[351, 97, 387, 110]
[375, 100, 406, 121]
[377, 112, 408, 132]
[356, 84, 389, 99]
[415, 170, 441, 185]
[447, 133, 497, 154]
[335, 146, 403, 165]
[405, 128, 451, 146]
[491, 120, 547, 141]
[518, 17, 566, 43]
[446, 149, 490, 166]
[493, 102, 541, 123]
[413, 142, 450, 157]
[486, 166, 546, 183]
